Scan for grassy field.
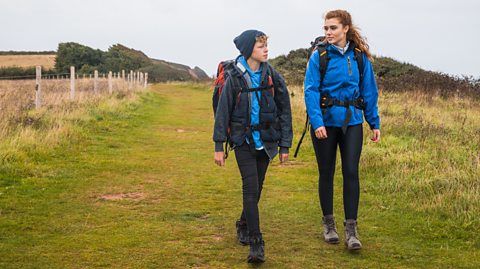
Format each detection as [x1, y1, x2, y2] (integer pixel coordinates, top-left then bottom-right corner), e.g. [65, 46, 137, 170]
[0, 83, 479, 268]
[0, 78, 129, 139]
[0, 55, 56, 69]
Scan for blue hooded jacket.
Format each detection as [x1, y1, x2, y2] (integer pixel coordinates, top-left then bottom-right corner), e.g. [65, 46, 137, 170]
[304, 43, 380, 130]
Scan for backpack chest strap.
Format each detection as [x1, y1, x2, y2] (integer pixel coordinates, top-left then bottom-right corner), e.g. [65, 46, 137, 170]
[320, 95, 365, 134]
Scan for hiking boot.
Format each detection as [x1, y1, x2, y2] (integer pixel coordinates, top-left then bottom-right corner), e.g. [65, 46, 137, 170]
[235, 220, 249, 246]
[344, 219, 362, 251]
[322, 214, 339, 244]
[247, 235, 265, 263]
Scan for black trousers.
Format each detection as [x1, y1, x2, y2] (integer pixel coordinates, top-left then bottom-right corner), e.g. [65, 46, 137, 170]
[234, 143, 270, 237]
[310, 124, 363, 220]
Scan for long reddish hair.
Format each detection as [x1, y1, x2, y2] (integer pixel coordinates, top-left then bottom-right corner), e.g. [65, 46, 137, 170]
[325, 10, 373, 61]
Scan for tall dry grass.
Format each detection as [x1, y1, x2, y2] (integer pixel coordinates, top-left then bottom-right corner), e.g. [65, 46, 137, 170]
[0, 78, 145, 165]
[0, 78, 131, 133]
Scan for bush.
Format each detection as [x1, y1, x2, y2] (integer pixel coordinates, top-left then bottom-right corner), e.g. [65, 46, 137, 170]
[103, 44, 150, 73]
[55, 42, 105, 73]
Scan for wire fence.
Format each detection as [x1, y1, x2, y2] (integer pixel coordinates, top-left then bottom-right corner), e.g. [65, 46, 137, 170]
[0, 73, 71, 80]
[0, 66, 149, 138]
[0, 66, 148, 108]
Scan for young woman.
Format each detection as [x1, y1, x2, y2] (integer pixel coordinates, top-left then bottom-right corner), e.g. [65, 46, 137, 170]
[213, 30, 293, 263]
[304, 10, 381, 251]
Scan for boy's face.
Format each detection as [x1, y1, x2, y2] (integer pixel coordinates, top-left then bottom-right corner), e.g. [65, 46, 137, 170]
[250, 41, 268, 62]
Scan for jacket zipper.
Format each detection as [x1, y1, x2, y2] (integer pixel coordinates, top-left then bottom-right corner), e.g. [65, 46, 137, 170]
[347, 56, 352, 76]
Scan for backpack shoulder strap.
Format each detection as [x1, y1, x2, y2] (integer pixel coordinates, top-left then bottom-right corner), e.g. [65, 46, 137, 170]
[266, 64, 277, 96]
[353, 46, 364, 85]
[317, 45, 329, 87]
[266, 63, 276, 86]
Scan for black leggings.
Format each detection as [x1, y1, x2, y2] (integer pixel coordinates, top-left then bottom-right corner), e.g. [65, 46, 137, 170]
[310, 124, 363, 220]
[235, 143, 270, 237]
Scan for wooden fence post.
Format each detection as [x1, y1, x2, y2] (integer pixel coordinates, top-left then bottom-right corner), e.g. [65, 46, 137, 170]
[70, 66, 75, 100]
[35, 66, 42, 109]
[130, 70, 133, 89]
[144, 73, 148, 88]
[122, 70, 125, 80]
[108, 71, 113, 94]
[94, 70, 99, 94]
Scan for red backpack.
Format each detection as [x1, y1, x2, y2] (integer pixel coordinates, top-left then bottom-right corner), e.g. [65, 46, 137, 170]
[212, 60, 235, 116]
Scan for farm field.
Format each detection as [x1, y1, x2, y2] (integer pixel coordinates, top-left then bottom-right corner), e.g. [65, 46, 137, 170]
[0, 54, 56, 69]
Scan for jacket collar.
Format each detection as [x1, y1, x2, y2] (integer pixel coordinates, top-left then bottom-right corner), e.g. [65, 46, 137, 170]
[326, 40, 355, 55]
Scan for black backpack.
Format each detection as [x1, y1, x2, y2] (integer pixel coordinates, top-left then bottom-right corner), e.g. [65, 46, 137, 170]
[212, 60, 276, 116]
[293, 36, 365, 157]
[212, 59, 277, 158]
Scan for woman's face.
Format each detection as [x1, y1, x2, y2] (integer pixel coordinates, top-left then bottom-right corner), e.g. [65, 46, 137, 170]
[324, 18, 349, 46]
[250, 41, 269, 62]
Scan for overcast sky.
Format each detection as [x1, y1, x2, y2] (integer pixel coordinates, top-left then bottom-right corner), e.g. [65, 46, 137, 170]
[1, 0, 479, 77]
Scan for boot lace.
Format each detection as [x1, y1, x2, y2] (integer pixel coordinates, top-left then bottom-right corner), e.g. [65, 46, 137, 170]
[346, 223, 358, 239]
[325, 218, 337, 233]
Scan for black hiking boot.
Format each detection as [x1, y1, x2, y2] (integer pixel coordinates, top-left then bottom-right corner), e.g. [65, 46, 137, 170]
[235, 220, 249, 246]
[247, 235, 265, 263]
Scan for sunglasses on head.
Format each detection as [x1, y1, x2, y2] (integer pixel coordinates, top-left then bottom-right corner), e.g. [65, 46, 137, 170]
[323, 25, 339, 31]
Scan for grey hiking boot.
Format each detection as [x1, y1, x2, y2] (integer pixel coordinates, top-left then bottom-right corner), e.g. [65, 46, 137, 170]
[344, 219, 362, 250]
[322, 215, 339, 244]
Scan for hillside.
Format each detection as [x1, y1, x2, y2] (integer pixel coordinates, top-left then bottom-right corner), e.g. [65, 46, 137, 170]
[270, 48, 479, 98]
[146, 58, 209, 82]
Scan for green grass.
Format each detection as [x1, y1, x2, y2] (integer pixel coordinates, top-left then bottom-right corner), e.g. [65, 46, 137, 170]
[0, 83, 479, 268]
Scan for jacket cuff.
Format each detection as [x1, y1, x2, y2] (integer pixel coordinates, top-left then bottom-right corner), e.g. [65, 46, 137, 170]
[215, 142, 224, 152]
[311, 119, 324, 131]
[279, 147, 289, 154]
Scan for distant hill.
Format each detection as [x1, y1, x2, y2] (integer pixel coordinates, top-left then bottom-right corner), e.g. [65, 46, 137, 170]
[270, 48, 479, 98]
[146, 58, 209, 82]
[0, 43, 209, 82]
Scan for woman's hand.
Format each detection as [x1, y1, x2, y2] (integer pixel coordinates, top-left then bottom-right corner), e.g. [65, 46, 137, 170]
[315, 126, 328, 139]
[214, 151, 225, 166]
[371, 129, 381, 143]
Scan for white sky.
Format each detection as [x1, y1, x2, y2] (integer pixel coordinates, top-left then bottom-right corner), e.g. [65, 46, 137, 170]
[1, 0, 479, 77]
